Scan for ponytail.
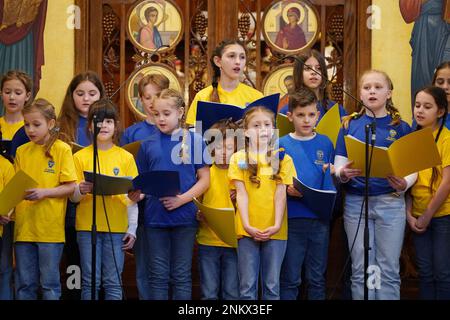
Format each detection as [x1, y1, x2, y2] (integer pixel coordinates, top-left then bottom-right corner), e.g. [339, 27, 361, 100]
[45, 126, 60, 159]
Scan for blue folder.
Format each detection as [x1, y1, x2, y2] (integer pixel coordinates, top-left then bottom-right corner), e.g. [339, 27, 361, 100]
[195, 93, 280, 134]
[84, 170, 180, 197]
[292, 166, 337, 221]
[133, 171, 180, 197]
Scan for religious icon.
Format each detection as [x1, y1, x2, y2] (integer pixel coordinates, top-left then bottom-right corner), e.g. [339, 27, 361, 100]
[126, 64, 183, 119]
[262, 64, 294, 111]
[126, 0, 184, 53]
[262, 0, 319, 54]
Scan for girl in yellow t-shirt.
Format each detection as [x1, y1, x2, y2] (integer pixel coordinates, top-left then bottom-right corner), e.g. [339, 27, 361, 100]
[70, 99, 139, 300]
[14, 99, 77, 300]
[0, 130, 14, 241]
[228, 106, 294, 300]
[197, 119, 239, 300]
[0, 70, 32, 140]
[407, 86, 450, 300]
[186, 39, 263, 126]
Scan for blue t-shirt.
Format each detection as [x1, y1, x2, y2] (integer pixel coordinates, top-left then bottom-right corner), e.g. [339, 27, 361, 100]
[120, 120, 157, 146]
[77, 115, 90, 146]
[120, 120, 158, 224]
[136, 129, 210, 227]
[446, 116, 450, 130]
[10, 126, 29, 157]
[280, 99, 347, 123]
[280, 133, 335, 219]
[335, 114, 412, 196]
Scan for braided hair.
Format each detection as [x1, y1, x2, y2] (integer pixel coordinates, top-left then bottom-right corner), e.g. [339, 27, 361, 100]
[209, 39, 247, 103]
[342, 70, 401, 129]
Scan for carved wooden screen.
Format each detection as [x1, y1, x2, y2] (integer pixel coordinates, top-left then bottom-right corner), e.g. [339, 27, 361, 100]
[75, 0, 371, 129]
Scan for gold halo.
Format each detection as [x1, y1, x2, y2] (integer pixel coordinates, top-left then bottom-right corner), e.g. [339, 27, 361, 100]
[139, 2, 163, 26]
[262, 65, 294, 96]
[282, 3, 306, 25]
[126, 64, 182, 120]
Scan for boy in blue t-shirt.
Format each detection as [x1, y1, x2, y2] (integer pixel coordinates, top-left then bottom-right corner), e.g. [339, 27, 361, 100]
[279, 88, 335, 300]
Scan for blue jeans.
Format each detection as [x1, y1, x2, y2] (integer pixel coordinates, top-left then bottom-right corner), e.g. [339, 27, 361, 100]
[413, 215, 450, 300]
[77, 231, 125, 300]
[145, 226, 197, 300]
[0, 222, 14, 300]
[280, 218, 330, 300]
[237, 237, 287, 300]
[344, 193, 405, 300]
[15, 242, 64, 300]
[134, 224, 151, 300]
[198, 244, 239, 300]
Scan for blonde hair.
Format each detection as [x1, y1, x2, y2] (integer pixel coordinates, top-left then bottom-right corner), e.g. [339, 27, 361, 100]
[242, 107, 282, 187]
[22, 98, 59, 159]
[155, 89, 190, 163]
[138, 74, 170, 97]
[342, 70, 401, 129]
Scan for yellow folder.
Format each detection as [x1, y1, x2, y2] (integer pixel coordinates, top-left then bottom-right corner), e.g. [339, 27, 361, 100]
[276, 103, 342, 145]
[193, 198, 237, 248]
[122, 141, 141, 160]
[315, 103, 341, 147]
[344, 127, 442, 178]
[276, 113, 294, 138]
[0, 170, 38, 216]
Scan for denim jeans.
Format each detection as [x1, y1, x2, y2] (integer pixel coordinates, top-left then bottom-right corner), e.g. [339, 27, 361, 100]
[145, 226, 197, 300]
[280, 218, 330, 300]
[77, 231, 125, 300]
[15, 242, 64, 300]
[198, 244, 239, 300]
[0, 222, 14, 300]
[134, 224, 151, 300]
[344, 193, 405, 300]
[237, 237, 287, 300]
[413, 214, 450, 300]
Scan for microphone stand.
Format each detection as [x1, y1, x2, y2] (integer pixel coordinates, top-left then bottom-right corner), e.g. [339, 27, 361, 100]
[88, 44, 169, 300]
[91, 117, 101, 300]
[280, 54, 377, 300]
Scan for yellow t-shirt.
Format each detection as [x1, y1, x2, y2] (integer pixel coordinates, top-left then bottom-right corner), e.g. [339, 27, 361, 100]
[0, 156, 15, 237]
[14, 140, 77, 242]
[197, 164, 235, 247]
[186, 83, 264, 125]
[0, 117, 24, 140]
[228, 150, 295, 240]
[74, 145, 138, 233]
[411, 127, 450, 217]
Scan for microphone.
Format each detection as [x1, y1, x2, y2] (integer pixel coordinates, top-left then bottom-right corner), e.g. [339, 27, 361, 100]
[92, 107, 108, 136]
[108, 45, 171, 100]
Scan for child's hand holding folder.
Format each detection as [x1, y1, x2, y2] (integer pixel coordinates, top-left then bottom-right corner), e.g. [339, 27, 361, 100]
[287, 185, 303, 198]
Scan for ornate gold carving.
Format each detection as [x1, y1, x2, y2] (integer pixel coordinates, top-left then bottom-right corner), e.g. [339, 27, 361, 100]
[0, 0, 43, 30]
